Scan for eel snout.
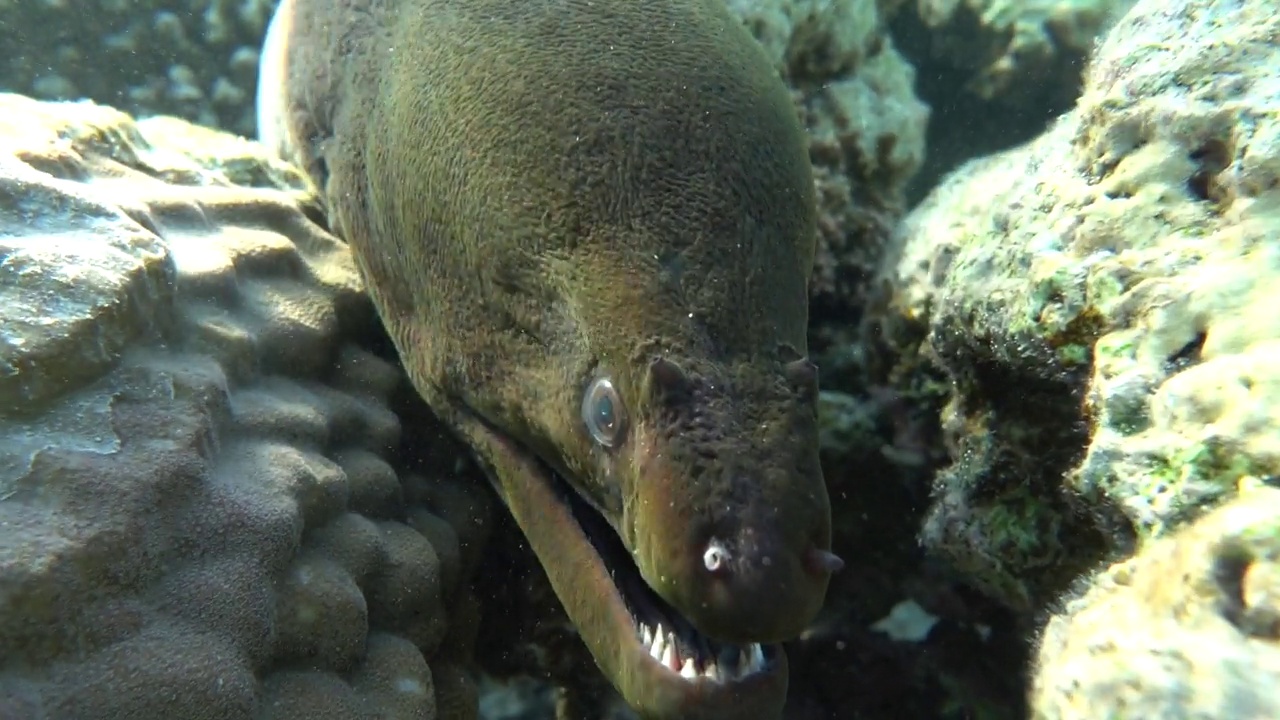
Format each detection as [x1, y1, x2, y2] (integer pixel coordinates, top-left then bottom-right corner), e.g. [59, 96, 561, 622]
[635, 445, 837, 646]
[687, 483, 836, 644]
[629, 355, 838, 645]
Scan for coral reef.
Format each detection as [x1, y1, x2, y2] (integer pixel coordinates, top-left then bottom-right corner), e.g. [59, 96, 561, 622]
[1033, 480, 1280, 719]
[886, 0, 1135, 204]
[0, 0, 277, 136]
[907, 0, 1134, 99]
[0, 94, 491, 719]
[731, 0, 931, 344]
[883, 0, 1280, 709]
[1063, 0, 1280, 545]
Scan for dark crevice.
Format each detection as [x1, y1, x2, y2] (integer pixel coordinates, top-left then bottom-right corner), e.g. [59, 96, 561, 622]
[1187, 138, 1231, 202]
[1213, 542, 1252, 627]
[1166, 331, 1207, 372]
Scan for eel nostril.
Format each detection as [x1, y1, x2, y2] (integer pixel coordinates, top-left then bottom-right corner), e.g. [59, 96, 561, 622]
[703, 538, 732, 574]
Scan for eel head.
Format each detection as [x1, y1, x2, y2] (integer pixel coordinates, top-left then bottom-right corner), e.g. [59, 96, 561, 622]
[455, 334, 837, 719]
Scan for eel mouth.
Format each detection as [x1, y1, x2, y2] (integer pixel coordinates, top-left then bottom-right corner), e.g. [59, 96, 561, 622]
[549, 465, 779, 685]
[463, 405, 787, 716]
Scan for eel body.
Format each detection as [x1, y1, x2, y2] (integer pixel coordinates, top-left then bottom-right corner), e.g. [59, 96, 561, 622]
[258, 1, 838, 717]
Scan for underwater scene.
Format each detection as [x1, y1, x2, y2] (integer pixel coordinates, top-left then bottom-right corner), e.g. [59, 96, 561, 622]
[1, 0, 1277, 718]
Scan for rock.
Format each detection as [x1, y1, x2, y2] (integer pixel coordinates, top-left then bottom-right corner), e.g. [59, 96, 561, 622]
[883, 0, 1280, 711]
[887, 0, 1280, 609]
[729, 0, 930, 343]
[728, 0, 883, 78]
[1033, 481, 1280, 719]
[0, 93, 491, 719]
[911, 0, 1136, 99]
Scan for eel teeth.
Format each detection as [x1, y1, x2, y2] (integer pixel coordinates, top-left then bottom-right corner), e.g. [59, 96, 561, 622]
[635, 622, 766, 683]
[661, 637, 679, 671]
[648, 623, 667, 663]
[743, 643, 766, 674]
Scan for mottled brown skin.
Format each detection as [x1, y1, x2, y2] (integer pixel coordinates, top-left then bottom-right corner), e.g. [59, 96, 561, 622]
[258, 0, 835, 717]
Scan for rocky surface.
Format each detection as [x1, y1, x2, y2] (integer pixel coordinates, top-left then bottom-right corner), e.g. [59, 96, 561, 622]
[1033, 480, 1280, 719]
[882, 0, 1280, 713]
[731, 0, 931, 346]
[0, 93, 492, 720]
[907, 0, 1134, 99]
[886, 0, 1136, 205]
[0, 0, 277, 136]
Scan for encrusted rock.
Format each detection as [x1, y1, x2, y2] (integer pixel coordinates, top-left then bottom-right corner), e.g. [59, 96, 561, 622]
[911, 0, 1135, 98]
[1033, 481, 1280, 719]
[883, 0, 1280, 710]
[729, 0, 930, 342]
[0, 94, 491, 720]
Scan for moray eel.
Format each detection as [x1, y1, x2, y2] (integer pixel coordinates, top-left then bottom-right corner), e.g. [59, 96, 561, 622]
[257, 0, 840, 717]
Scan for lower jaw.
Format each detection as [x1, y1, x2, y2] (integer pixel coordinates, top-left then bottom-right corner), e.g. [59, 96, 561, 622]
[468, 414, 789, 718]
[620, 641, 789, 720]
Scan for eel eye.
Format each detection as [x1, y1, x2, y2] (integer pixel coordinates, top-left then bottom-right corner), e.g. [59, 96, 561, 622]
[582, 376, 626, 448]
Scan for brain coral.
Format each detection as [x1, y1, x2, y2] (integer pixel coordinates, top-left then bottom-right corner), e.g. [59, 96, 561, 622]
[0, 93, 491, 720]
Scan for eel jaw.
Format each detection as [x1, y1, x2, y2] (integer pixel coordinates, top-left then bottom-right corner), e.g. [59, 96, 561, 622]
[453, 407, 788, 719]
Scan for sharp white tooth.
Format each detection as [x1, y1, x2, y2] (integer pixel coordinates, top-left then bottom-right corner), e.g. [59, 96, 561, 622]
[661, 640, 678, 671]
[750, 643, 765, 671]
[641, 624, 653, 647]
[680, 658, 697, 679]
[702, 661, 721, 683]
[739, 647, 751, 674]
[650, 625, 666, 661]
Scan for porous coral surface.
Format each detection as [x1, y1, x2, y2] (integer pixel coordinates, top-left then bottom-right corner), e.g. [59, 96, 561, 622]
[1033, 480, 1280, 719]
[731, 0, 930, 337]
[884, 0, 1280, 711]
[0, 93, 490, 720]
